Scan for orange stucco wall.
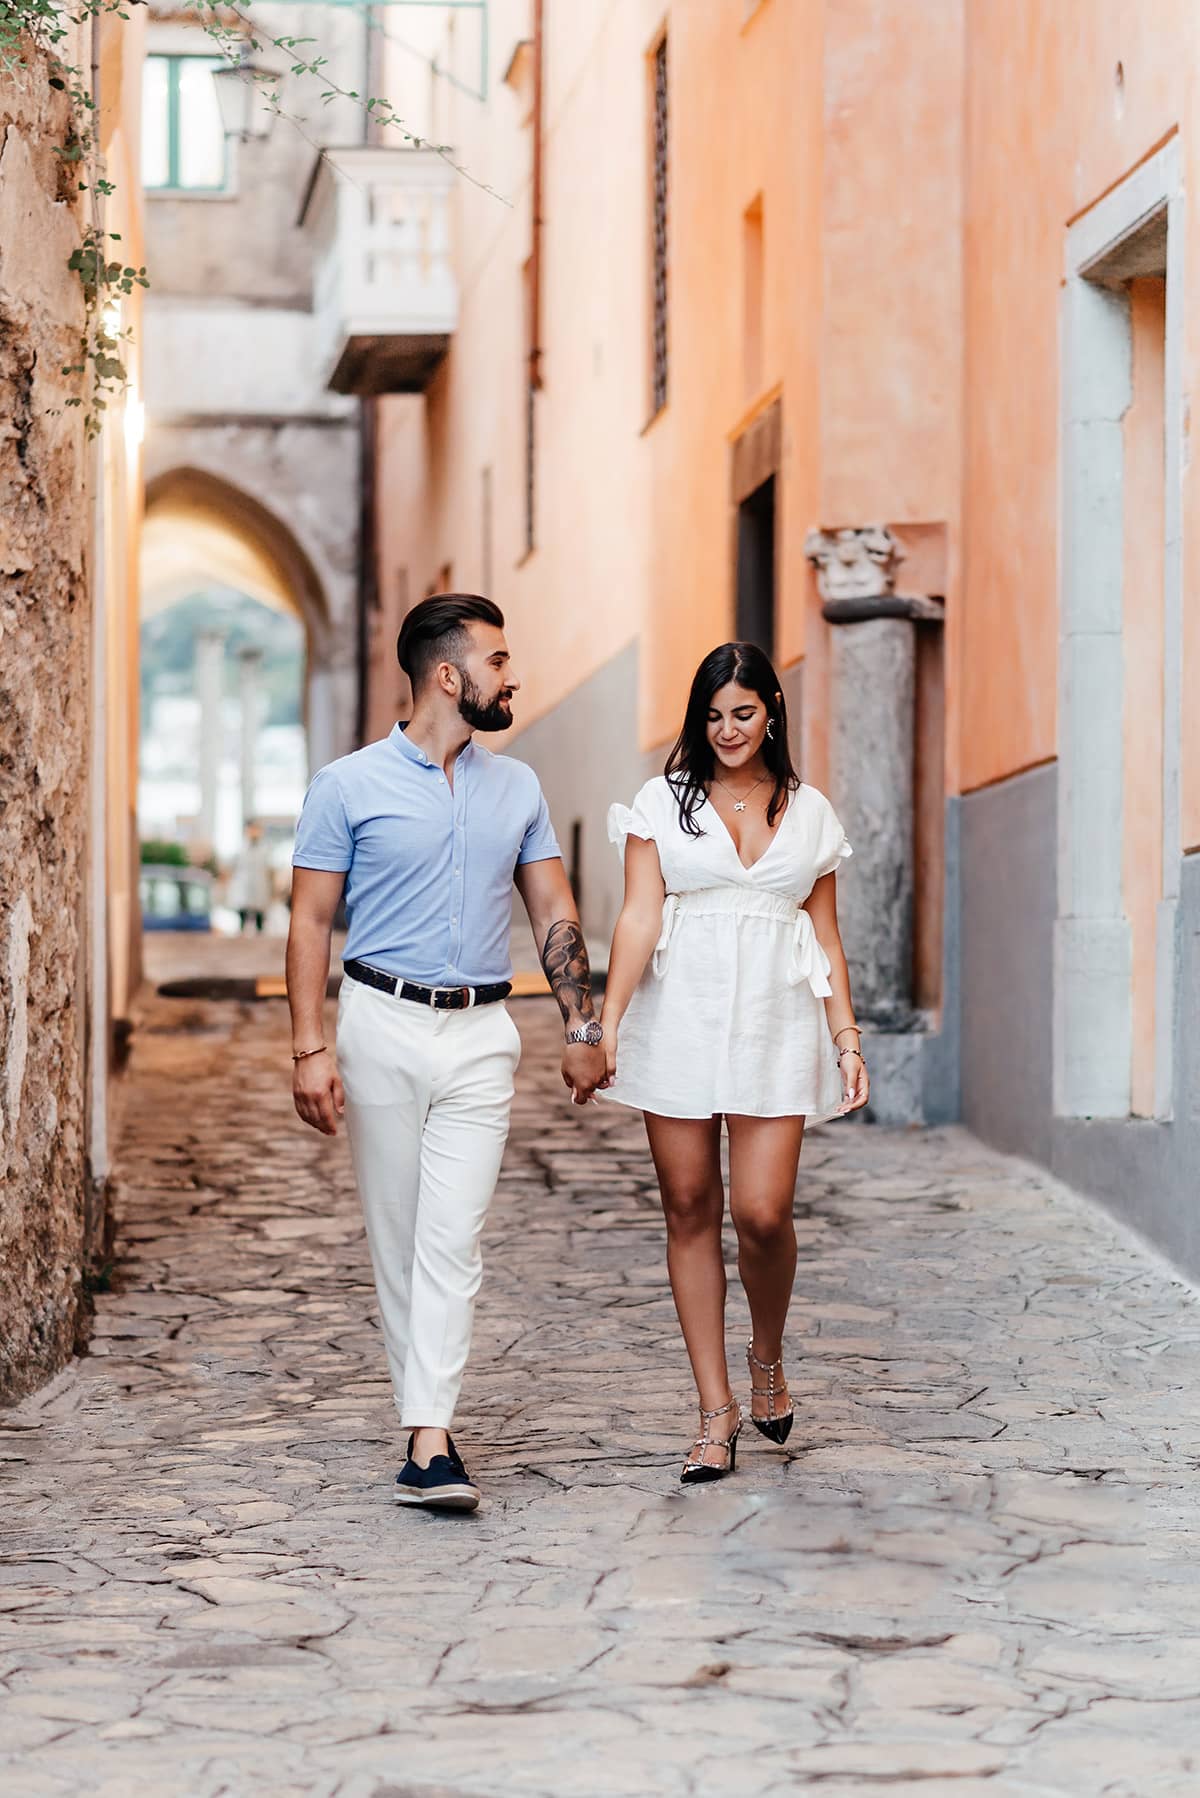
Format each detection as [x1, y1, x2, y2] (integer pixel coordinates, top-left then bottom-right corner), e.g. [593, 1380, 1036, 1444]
[373, 0, 827, 756]
[962, 0, 1199, 846]
[373, 0, 1199, 853]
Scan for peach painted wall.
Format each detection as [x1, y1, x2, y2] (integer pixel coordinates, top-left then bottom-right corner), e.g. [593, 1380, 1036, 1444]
[962, 0, 1199, 850]
[372, 0, 827, 757]
[373, 0, 1199, 855]
[635, 0, 823, 751]
[809, 0, 964, 791]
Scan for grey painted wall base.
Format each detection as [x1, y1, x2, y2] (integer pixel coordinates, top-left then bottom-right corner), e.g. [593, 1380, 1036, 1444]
[961, 760, 1200, 1280]
[505, 639, 644, 961]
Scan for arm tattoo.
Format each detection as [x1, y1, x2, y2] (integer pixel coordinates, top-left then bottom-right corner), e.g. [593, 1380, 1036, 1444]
[542, 919, 595, 1026]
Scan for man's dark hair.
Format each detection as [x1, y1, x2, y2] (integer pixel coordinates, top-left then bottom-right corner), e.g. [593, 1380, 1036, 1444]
[396, 594, 505, 690]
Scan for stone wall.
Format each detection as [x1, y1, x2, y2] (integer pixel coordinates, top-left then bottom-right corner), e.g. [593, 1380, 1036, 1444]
[0, 44, 95, 1400]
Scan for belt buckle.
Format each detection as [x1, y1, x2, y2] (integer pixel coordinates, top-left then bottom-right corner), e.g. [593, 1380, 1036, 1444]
[434, 986, 470, 1010]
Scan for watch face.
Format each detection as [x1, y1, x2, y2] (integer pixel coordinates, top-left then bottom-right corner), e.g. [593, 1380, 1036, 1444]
[575, 1021, 603, 1046]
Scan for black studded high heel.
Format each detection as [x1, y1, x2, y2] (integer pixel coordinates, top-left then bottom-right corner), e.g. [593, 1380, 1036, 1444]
[747, 1343, 794, 1444]
[680, 1397, 742, 1485]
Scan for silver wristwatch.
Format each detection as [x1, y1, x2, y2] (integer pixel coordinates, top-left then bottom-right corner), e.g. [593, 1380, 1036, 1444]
[566, 1020, 603, 1047]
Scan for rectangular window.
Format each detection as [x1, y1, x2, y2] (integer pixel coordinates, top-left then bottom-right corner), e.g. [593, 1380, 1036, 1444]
[142, 54, 228, 193]
[650, 35, 669, 416]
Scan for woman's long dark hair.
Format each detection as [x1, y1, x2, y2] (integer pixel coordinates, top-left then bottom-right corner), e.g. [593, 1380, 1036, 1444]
[664, 642, 800, 837]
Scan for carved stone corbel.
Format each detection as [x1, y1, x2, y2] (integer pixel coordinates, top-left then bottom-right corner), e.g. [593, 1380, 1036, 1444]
[804, 524, 945, 624]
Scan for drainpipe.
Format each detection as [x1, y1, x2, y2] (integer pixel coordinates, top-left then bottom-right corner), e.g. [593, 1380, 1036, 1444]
[353, 4, 378, 750]
[530, 0, 544, 391]
[355, 397, 377, 748]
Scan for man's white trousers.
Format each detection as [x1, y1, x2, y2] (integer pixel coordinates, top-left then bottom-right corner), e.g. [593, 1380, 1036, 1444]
[336, 977, 521, 1428]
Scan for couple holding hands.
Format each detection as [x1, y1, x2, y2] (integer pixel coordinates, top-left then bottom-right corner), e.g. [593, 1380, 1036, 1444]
[287, 595, 867, 1510]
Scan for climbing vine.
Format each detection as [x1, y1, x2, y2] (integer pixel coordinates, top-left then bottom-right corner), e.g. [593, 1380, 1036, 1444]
[1, 0, 148, 440]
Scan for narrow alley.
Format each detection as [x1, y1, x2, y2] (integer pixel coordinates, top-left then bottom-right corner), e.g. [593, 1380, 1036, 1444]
[3, 987, 1200, 1796]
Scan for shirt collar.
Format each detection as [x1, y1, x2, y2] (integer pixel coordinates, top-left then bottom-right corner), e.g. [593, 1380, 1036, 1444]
[391, 722, 474, 770]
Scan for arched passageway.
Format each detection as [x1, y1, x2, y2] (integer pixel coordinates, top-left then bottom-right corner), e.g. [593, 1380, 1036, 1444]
[138, 469, 345, 933]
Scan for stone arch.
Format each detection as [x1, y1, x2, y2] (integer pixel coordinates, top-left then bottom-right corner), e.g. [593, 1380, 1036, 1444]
[142, 467, 345, 771]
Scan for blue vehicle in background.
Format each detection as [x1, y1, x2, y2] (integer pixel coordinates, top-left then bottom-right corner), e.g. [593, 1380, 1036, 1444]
[140, 864, 214, 932]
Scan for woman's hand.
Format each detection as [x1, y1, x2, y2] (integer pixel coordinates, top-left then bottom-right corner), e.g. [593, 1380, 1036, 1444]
[837, 1048, 869, 1116]
[598, 1018, 618, 1090]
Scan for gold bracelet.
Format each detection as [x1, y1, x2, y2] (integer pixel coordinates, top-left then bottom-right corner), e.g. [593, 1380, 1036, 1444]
[292, 1044, 327, 1062]
[833, 1026, 862, 1046]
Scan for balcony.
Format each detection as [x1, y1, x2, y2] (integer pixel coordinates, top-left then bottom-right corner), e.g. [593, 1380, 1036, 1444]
[299, 146, 457, 396]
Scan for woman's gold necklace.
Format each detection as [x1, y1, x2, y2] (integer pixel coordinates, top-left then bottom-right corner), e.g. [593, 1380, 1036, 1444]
[712, 771, 769, 813]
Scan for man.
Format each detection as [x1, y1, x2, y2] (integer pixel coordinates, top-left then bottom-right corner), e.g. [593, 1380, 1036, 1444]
[287, 595, 605, 1512]
[227, 819, 272, 934]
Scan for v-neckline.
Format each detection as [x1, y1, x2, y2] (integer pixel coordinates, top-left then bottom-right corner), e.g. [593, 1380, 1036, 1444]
[705, 789, 792, 873]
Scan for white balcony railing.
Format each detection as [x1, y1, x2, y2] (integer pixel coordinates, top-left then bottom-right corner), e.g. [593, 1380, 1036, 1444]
[300, 146, 458, 395]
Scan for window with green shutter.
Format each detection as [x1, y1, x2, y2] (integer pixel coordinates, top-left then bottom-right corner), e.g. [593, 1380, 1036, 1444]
[142, 55, 228, 194]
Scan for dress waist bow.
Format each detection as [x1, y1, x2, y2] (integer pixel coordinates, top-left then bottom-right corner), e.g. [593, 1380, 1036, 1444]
[652, 887, 833, 998]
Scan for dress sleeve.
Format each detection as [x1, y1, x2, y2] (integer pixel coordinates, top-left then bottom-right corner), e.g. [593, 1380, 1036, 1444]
[607, 782, 658, 858]
[814, 792, 853, 879]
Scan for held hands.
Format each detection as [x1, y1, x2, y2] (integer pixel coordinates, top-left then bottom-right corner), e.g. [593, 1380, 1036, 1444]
[293, 1048, 345, 1135]
[560, 1014, 616, 1106]
[561, 1039, 607, 1106]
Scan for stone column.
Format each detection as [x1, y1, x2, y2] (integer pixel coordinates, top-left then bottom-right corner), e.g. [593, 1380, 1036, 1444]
[238, 645, 264, 829]
[805, 526, 944, 1030]
[194, 630, 226, 853]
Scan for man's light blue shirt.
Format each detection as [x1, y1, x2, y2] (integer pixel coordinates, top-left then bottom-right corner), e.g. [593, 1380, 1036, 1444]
[292, 724, 561, 986]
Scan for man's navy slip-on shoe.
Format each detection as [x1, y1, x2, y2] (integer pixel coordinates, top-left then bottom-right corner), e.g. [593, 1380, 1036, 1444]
[394, 1453, 480, 1512]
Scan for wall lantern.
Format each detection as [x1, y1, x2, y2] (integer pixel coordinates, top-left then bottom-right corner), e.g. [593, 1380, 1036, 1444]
[212, 46, 282, 143]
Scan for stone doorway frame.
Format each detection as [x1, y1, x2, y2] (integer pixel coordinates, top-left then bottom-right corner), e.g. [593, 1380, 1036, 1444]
[1058, 137, 1184, 1120]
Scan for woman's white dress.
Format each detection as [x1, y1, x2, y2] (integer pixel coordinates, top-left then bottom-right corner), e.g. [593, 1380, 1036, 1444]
[603, 776, 852, 1121]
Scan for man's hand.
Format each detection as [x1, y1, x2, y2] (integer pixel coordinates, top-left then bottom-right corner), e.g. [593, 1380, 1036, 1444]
[293, 1048, 346, 1135]
[562, 1041, 606, 1106]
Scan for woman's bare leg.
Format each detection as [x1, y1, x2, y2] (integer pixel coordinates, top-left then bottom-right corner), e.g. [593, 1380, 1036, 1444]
[726, 1114, 806, 1420]
[644, 1112, 737, 1462]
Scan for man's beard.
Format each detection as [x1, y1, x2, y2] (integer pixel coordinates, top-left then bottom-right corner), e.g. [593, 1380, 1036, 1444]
[458, 671, 514, 732]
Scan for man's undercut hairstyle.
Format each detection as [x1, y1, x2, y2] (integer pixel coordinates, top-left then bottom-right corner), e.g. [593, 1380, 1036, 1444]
[396, 594, 505, 691]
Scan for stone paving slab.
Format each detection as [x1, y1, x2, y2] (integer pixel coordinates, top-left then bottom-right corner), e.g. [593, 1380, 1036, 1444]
[3, 988, 1200, 1794]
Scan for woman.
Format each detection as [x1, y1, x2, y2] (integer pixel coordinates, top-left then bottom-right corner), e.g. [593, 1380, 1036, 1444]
[600, 643, 869, 1483]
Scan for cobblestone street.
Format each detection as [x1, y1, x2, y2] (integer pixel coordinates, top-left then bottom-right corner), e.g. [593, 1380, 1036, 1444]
[4, 983, 1200, 1796]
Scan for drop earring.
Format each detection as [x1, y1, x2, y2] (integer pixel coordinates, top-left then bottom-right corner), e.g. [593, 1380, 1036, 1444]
[766, 719, 776, 740]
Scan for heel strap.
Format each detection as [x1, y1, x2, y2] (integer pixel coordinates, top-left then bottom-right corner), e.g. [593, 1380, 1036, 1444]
[683, 1399, 742, 1472]
[747, 1342, 790, 1422]
[699, 1396, 738, 1422]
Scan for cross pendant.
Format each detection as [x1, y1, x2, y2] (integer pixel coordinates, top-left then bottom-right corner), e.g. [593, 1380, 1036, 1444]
[733, 801, 747, 812]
